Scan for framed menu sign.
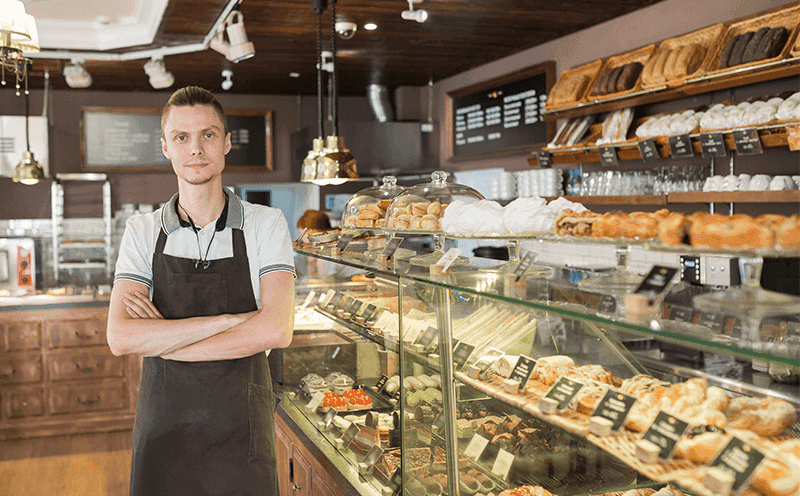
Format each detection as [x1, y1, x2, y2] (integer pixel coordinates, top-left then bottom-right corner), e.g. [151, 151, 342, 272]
[81, 107, 273, 171]
[447, 61, 555, 161]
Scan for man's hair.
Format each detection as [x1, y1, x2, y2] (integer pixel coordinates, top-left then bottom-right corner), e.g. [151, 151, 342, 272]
[161, 86, 228, 136]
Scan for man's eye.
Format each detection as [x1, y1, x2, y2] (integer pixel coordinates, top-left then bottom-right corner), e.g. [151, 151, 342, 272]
[204, 133, 215, 139]
[175, 135, 186, 142]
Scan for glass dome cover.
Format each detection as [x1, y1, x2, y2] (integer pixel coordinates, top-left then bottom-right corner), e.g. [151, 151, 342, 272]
[385, 171, 485, 233]
[340, 176, 406, 229]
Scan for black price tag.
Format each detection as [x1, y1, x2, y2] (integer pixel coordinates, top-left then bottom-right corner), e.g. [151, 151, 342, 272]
[668, 134, 694, 158]
[642, 411, 691, 460]
[327, 292, 344, 310]
[634, 266, 678, 298]
[514, 252, 535, 282]
[733, 129, 763, 155]
[381, 236, 404, 261]
[386, 468, 402, 496]
[374, 374, 389, 393]
[473, 348, 505, 374]
[321, 408, 338, 428]
[699, 312, 724, 333]
[336, 232, 356, 253]
[417, 326, 439, 348]
[544, 377, 585, 410]
[360, 303, 378, 323]
[452, 342, 476, 371]
[599, 146, 619, 167]
[340, 423, 359, 449]
[700, 132, 727, 158]
[670, 306, 694, 323]
[536, 149, 553, 169]
[508, 355, 537, 392]
[536, 282, 550, 302]
[637, 138, 660, 162]
[598, 295, 617, 314]
[592, 390, 637, 431]
[347, 301, 364, 320]
[708, 436, 765, 493]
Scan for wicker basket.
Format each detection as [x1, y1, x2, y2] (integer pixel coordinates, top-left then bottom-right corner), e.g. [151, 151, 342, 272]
[640, 23, 727, 89]
[705, 2, 800, 77]
[545, 59, 604, 110]
[587, 44, 656, 101]
[791, 23, 800, 57]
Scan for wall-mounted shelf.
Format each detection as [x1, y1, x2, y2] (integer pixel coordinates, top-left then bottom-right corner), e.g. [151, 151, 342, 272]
[542, 56, 800, 121]
[540, 190, 800, 206]
[528, 125, 795, 166]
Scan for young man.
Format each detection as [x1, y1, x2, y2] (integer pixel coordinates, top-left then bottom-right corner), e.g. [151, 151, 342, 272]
[106, 86, 295, 495]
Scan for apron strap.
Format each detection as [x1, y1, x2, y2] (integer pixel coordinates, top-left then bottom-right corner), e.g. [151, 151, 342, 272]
[155, 228, 168, 255]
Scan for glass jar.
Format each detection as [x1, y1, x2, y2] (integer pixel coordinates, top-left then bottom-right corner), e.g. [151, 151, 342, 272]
[340, 176, 406, 229]
[385, 171, 484, 234]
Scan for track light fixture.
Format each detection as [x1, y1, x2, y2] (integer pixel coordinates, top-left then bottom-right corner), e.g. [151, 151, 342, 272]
[1, 0, 40, 95]
[144, 56, 174, 89]
[209, 10, 255, 63]
[401, 0, 428, 23]
[63, 59, 92, 88]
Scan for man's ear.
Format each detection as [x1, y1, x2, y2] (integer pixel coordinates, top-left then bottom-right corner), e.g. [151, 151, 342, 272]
[161, 137, 170, 160]
[224, 132, 232, 156]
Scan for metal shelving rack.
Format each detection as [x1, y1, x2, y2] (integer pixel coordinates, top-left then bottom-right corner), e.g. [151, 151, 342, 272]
[50, 173, 112, 285]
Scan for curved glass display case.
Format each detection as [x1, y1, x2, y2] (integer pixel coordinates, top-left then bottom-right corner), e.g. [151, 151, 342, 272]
[287, 236, 799, 496]
[341, 176, 407, 230]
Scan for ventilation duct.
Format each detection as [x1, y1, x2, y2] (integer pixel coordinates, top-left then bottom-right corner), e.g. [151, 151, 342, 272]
[368, 83, 394, 123]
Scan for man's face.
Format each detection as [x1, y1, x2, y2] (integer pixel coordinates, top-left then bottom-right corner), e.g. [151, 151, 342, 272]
[161, 104, 231, 186]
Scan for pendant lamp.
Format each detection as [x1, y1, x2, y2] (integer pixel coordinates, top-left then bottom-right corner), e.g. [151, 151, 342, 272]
[301, 0, 328, 183]
[13, 63, 44, 185]
[314, 0, 357, 185]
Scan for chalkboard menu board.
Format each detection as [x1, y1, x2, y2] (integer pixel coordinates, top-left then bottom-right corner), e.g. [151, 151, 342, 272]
[448, 61, 555, 159]
[81, 108, 272, 171]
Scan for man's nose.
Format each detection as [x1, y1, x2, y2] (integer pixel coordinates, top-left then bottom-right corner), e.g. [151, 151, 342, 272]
[190, 141, 203, 156]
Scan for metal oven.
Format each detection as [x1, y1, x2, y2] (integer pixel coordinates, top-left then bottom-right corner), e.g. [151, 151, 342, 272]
[0, 238, 37, 295]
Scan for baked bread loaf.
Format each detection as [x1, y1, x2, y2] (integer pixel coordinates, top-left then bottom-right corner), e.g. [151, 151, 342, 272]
[726, 396, 798, 436]
[742, 27, 771, 64]
[728, 31, 755, 67]
[662, 47, 683, 81]
[615, 62, 643, 92]
[687, 212, 773, 250]
[717, 34, 742, 69]
[646, 48, 671, 85]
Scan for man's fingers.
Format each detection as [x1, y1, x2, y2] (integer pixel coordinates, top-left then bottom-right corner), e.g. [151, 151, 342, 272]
[124, 293, 160, 319]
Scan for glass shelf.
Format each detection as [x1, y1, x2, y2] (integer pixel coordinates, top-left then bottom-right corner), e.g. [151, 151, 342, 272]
[295, 247, 800, 367]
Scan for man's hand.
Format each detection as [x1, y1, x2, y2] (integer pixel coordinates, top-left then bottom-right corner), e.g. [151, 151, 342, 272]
[123, 290, 164, 320]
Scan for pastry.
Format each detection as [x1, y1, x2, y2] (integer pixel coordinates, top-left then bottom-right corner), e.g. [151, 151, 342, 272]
[726, 396, 798, 436]
[657, 212, 687, 245]
[773, 215, 800, 249]
[676, 428, 730, 463]
[687, 213, 773, 250]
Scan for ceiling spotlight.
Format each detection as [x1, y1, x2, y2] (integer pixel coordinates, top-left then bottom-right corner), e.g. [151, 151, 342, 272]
[143, 57, 174, 90]
[335, 21, 357, 40]
[401, 0, 428, 23]
[364, 22, 378, 31]
[63, 59, 92, 88]
[221, 69, 233, 91]
[210, 10, 255, 63]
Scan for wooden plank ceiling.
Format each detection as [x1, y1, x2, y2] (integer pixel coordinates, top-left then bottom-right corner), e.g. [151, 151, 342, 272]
[27, 0, 665, 96]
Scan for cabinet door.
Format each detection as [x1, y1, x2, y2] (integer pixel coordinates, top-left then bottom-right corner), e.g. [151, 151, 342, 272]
[275, 421, 293, 496]
[46, 319, 107, 348]
[4, 322, 41, 351]
[290, 446, 312, 496]
[311, 471, 337, 496]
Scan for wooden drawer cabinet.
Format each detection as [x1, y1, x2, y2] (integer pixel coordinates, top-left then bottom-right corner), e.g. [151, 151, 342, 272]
[0, 352, 42, 384]
[4, 322, 41, 350]
[48, 380, 128, 415]
[0, 305, 140, 440]
[48, 350, 125, 381]
[46, 319, 107, 348]
[4, 387, 44, 419]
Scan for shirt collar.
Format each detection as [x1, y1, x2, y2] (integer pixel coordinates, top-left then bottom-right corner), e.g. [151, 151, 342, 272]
[161, 188, 244, 234]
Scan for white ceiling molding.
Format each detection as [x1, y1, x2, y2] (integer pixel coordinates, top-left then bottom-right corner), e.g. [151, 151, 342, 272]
[31, 0, 169, 51]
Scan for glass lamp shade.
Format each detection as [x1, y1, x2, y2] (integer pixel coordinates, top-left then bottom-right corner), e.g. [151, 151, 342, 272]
[301, 138, 325, 182]
[13, 151, 44, 185]
[1, 5, 40, 53]
[314, 136, 357, 185]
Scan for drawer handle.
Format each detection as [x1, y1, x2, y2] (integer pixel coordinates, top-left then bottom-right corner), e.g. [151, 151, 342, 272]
[74, 331, 97, 340]
[75, 363, 100, 373]
[75, 395, 100, 406]
[292, 483, 302, 491]
[0, 369, 16, 379]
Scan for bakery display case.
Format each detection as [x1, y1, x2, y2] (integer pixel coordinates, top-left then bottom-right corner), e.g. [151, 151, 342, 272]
[288, 242, 799, 496]
[341, 176, 407, 230]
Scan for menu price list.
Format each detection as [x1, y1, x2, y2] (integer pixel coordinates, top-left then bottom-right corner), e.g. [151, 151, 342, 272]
[452, 72, 548, 156]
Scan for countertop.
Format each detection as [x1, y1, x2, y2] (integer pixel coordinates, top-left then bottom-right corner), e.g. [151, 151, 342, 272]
[0, 294, 110, 311]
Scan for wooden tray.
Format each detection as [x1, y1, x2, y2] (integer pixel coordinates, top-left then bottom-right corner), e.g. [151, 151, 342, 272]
[640, 23, 727, 89]
[545, 59, 604, 110]
[587, 44, 657, 101]
[791, 23, 800, 57]
[704, 2, 800, 77]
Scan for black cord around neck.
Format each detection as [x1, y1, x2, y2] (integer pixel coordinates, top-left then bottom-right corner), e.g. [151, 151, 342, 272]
[178, 202, 217, 269]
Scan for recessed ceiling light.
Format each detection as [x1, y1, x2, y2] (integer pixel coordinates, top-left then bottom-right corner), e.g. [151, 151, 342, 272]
[289, 72, 300, 78]
[364, 22, 378, 31]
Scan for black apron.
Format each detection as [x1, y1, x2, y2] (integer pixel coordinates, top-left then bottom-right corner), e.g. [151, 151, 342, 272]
[130, 227, 278, 496]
